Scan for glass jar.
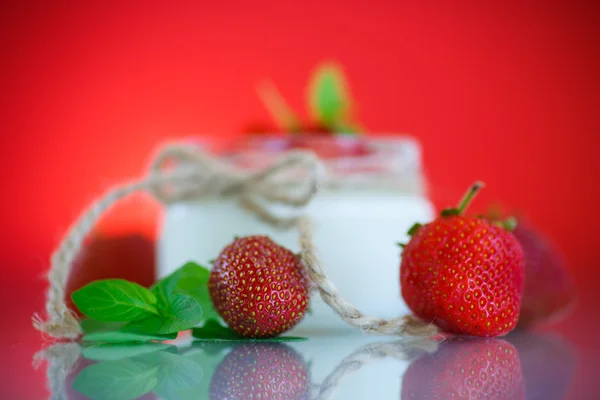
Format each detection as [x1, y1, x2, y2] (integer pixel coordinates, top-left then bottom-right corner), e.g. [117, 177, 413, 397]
[157, 135, 435, 332]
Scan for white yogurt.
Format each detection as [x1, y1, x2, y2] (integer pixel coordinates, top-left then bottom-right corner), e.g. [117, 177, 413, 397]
[157, 136, 435, 332]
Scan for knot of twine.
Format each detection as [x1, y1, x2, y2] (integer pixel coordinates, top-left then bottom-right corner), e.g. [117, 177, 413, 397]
[32, 142, 437, 339]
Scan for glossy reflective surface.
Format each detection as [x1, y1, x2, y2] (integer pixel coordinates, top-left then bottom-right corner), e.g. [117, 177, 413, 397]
[8, 325, 589, 400]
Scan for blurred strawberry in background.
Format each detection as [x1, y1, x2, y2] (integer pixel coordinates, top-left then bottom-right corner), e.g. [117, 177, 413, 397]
[243, 61, 371, 159]
[511, 216, 577, 328]
[488, 207, 577, 328]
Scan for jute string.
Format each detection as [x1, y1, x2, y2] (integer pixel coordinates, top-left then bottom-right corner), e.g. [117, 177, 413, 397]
[313, 337, 439, 400]
[32, 142, 437, 339]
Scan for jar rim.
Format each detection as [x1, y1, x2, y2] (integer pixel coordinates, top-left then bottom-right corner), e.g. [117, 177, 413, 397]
[183, 134, 426, 193]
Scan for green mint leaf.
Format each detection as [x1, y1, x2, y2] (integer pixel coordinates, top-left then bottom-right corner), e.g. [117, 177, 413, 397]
[191, 320, 307, 342]
[308, 62, 352, 127]
[71, 359, 159, 400]
[82, 342, 174, 361]
[407, 223, 423, 236]
[82, 329, 177, 343]
[123, 293, 203, 335]
[72, 279, 158, 322]
[80, 319, 124, 334]
[80, 318, 177, 343]
[152, 261, 219, 322]
[440, 208, 461, 217]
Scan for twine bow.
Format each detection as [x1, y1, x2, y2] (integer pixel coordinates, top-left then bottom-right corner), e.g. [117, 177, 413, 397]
[32, 142, 436, 339]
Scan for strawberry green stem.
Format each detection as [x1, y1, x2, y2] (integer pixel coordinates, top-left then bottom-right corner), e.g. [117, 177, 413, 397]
[457, 181, 485, 214]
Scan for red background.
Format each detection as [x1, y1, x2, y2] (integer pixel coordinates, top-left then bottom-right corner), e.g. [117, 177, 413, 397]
[2, 1, 599, 398]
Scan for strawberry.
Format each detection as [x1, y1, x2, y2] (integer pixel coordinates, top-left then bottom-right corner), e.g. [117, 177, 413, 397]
[400, 182, 525, 337]
[401, 338, 525, 399]
[208, 236, 310, 338]
[510, 218, 576, 327]
[209, 343, 310, 400]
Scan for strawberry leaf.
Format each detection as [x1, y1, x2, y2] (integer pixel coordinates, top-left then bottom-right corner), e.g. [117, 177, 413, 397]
[407, 223, 423, 236]
[440, 208, 461, 217]
[256, 80, 302, 132]
[330, 118, 364, 134]
[308, 62, 352, 128]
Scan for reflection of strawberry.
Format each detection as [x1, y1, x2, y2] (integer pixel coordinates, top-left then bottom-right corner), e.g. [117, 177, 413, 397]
[65, 234, 156, 315]
[209, 343, 310, 400]
[402, 338, 525, 399]
[400, 183, 525, 337]
[511, 218, 576, 327]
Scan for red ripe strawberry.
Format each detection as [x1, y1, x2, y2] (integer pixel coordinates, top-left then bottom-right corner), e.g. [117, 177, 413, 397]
[401, 338, 525, 399]
[208, 236, 310, 338]
[400, 182, 525, 337]
[510, 218, 576, 327]
[209, 343, 310, 400]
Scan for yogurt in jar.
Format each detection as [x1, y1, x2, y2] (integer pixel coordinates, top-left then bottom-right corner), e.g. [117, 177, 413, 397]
[157, 135, 435, 332]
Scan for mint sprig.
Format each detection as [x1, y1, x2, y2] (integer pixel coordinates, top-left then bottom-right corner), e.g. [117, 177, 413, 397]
[72, 262, 213, 342]
[72, 261, 306, 343]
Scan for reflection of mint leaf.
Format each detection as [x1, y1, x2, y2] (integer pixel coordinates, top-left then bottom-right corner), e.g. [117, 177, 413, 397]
[82, 342, 174, 361]
[185, 344, 231, 399]
[152, 262, 219, 322]
[72, 360, 159, 400]
[308, 63, 352, 127]
[124, 293, 203, 334]
[144, 352, 204, 400]
[191, 320, 307, 342]
[72, 279, 158, 322]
